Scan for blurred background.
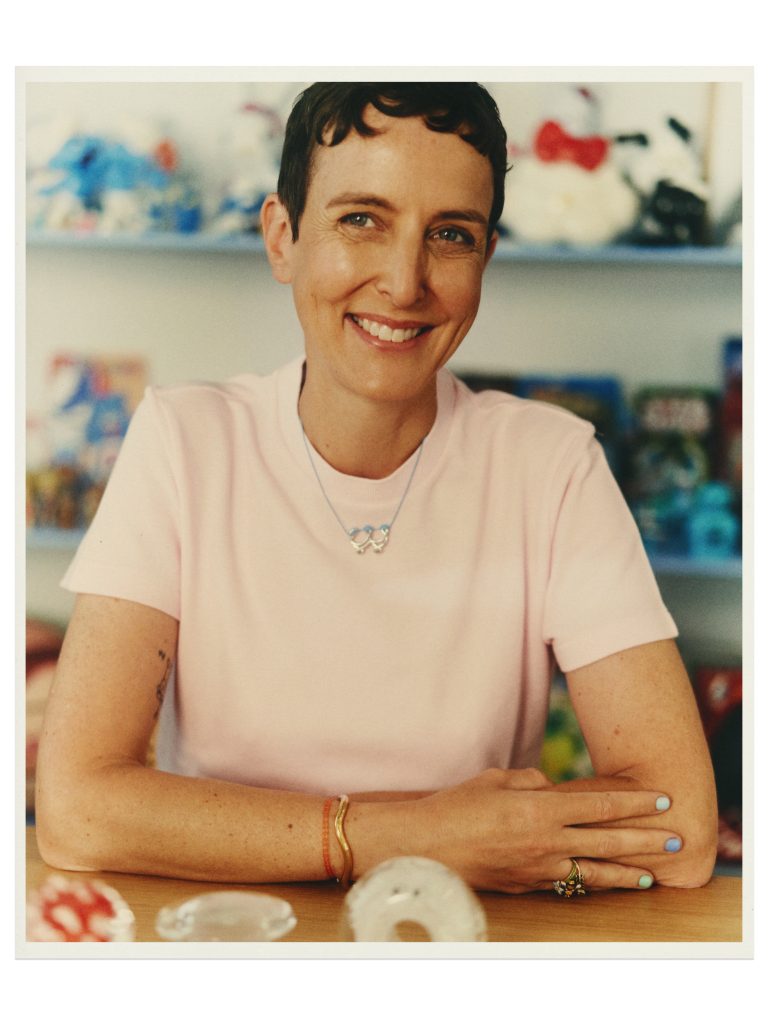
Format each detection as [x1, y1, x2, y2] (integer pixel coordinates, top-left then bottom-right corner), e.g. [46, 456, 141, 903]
[22, 76, 744, 872]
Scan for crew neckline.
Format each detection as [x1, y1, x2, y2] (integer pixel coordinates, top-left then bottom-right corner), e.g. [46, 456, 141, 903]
[276, 356, 457, 506]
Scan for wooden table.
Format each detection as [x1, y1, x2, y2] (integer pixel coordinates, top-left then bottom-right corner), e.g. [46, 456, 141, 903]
[24, 827, 742, 946]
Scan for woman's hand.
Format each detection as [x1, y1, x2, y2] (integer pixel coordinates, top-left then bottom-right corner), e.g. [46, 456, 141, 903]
[408, 767, 679, 894]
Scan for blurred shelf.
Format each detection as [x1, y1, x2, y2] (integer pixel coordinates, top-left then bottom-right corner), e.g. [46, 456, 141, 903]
[26, 230, 267, 255]
[26, 230, 743, 267]
[492, 242, 742, 267]
[649, 554, 742, 579]
[713, 861, 743, 877]
[27, 527, 85, 550]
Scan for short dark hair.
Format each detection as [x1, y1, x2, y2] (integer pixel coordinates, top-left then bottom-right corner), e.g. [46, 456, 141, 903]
[277, 82, 509, 242]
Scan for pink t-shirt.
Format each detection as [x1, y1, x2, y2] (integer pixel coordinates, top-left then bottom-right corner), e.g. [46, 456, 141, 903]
[61, 357, 677, 794]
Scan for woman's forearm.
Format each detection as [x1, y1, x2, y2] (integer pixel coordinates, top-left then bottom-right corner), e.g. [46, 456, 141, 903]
[36, 761, 420, 884]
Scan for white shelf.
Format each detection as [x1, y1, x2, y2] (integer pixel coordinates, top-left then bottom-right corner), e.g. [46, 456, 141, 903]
[27, 528, 85, 550]
[648, 554, 742, 579]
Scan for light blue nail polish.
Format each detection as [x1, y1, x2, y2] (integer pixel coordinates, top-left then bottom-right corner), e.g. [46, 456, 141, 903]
[656, 796, 671, 811]
[638, 874, 654, 888]
[665, 837, 682, 852]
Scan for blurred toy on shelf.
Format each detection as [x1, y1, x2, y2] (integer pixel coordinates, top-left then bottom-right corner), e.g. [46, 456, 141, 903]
[209, 102, 283, 236]
[26, 465, 92, 532]
[718, 337, 742, 496]
[613, 116, 709, 246]
[456, 371, 518, 396]
[26, 117, 201, 236]
[693, 666, 742, 865]
[26, 354, 146, 531]
[500, 86, 639, 246]
[686, 482, 740, 559]
[628, 387, 720, 556]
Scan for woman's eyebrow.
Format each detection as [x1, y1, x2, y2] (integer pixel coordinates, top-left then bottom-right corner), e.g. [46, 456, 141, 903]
[437, 208, 489, 227]
[326, 192, 395, 211]
[326, 192, 488, 226]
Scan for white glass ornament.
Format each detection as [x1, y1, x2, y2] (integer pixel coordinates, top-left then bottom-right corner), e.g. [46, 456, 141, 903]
[342, 856, 488, 942]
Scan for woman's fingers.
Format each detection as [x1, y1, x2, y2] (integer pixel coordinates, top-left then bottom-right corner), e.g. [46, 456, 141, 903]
[555, 857, 656, 892]
[550, 789, 672, 826]
[489, 767, 551, 791]
[563, 825, 683, 861]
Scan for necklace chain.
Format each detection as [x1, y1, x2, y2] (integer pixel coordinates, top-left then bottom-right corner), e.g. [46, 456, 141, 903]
[300, 426, 425, 554]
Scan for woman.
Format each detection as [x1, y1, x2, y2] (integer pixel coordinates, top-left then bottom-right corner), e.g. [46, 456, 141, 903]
[36, 82, 717, 896]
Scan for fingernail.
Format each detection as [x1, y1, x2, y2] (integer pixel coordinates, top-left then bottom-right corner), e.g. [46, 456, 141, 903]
[638, 874, 654, 888]
[655, 796, 671, 811]
[665, 837, 682, 853]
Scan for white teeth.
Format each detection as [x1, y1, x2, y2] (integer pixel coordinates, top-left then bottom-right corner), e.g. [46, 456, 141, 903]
[355, 316, 422, 343]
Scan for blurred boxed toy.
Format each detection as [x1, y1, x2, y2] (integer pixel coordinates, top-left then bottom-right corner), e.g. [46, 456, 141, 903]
[26, 354, 146, 531]
[512, 375, 629, 477]
[457, 371, 629, 477]
[627, 385, 739, 558]
[718, 337, 742, 495]
[457, 371, 519, 397]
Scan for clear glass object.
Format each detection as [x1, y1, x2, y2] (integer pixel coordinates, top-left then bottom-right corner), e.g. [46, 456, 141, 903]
[342, 856, 488, 942]
[155, 891, 297, 942]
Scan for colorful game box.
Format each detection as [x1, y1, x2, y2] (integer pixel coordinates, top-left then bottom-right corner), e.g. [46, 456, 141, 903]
[27, 354, 147, 531]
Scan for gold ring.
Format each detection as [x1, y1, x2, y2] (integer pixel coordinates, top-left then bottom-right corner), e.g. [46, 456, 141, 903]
[552, 858, 588, 898]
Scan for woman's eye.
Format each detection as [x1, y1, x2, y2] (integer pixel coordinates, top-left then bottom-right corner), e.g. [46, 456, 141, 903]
[433, 226, 474, 246]
[340, 213, 374, 228]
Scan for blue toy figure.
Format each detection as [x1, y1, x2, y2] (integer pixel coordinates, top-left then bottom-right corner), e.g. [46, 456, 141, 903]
[687, 482, 739, 559]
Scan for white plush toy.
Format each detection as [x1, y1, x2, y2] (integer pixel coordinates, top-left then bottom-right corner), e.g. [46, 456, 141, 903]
[611, 117, 709, 245]
[502, 159, 639, 246]
[210, 102, 283, 235]
[612, 116, 708, 201]
[500, 86, 639, 246]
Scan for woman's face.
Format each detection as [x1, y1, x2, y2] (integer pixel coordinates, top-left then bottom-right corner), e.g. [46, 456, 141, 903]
[275, 107, 497, 410]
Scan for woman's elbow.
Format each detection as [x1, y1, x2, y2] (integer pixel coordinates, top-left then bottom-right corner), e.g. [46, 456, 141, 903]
[35, 770, 105, 873]
[660, 819, 719, 889]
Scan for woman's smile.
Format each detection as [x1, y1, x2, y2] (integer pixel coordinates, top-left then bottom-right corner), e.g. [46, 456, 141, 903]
[346, 313, 434, 348]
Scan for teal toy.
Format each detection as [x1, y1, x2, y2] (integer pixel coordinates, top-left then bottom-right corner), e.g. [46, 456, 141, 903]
[687, 482, 739, 559]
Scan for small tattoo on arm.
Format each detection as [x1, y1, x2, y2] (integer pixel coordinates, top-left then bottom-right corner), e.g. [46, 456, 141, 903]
[154, 649, 173, 721]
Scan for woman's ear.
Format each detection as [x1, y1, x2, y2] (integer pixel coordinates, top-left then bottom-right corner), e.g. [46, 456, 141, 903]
[484, 230, 498, 267]
[260, 194, 294, 283]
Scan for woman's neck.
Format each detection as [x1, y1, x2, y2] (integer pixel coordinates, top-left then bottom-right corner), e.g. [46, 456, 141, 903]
[297, 372, 437, 480]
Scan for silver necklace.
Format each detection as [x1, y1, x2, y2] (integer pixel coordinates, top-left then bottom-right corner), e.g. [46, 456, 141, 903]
[300, 426, 425, 554]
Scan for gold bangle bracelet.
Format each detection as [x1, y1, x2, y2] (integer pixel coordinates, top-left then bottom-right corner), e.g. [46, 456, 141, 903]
[334, 794, 354, 889]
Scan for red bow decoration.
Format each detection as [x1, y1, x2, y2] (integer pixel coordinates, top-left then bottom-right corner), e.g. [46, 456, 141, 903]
[534, 120, 609, 172]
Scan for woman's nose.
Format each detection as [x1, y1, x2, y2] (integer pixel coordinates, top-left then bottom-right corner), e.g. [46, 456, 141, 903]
[375, 234, 428, 308]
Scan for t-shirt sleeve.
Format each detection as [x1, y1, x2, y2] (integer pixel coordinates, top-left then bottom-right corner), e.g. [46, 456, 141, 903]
[60, 386, 181, 619]
[542, 432, 677, 672]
